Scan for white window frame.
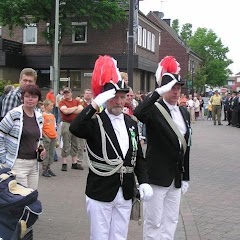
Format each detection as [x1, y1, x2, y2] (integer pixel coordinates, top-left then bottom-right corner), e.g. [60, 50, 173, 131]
[23, 24, 37, 44]
[147, 31, 151, 50]
[151, 34, 155, 52]
[142, 28, 147, 48]
[72, 22, 87, 43]
[137, 26, 142, 46]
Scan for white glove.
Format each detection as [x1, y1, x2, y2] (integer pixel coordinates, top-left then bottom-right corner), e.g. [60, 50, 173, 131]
[181, 181, 189, 194]
[155, 79, 178, 96]
[139, 183, 153, 202]
[93, 89, 116, 107]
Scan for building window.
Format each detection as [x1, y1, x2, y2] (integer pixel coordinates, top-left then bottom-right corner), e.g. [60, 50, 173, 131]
[72, 22, 87, 43]
[140, 71, 145, 92]
[69, 70, 82, 89]
[146, 72, 151, 92]
[142, 28, 147, 48]
[151, 34, 155, 52]
[147, 31, 151, 50]
[23, 24, 37, 44]
[137, 26, 142, 46]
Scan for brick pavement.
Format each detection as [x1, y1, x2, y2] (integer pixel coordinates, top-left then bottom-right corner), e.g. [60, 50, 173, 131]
[34, 119, 240, 239]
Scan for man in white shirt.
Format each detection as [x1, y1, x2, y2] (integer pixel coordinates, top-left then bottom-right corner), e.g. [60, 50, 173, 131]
[135, 72, 191, 240]
[70, 80, 153, 240]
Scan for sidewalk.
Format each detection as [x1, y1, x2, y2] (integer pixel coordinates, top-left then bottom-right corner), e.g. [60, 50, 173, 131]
[34, 119, 240, 239]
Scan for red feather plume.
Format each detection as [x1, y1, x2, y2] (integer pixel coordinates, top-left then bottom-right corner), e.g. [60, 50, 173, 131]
[156, 56, 180, 86]
[160, 56, 178, 73]
[91, 55, 119, 97]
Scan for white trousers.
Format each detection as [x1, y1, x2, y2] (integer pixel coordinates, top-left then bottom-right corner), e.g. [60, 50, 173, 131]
[143, 182, 181, 240]
[11, 158, 39, 190]
[86, 187, 132, 240]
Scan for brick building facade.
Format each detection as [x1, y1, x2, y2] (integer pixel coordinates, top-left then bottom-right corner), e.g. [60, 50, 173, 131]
[0, 12, 163, 97]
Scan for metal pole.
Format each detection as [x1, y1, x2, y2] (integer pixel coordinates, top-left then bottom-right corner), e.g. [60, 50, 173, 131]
[53, 0, 59, 96]
[191, 61, 194, 95]
[127, 0, 134, 88]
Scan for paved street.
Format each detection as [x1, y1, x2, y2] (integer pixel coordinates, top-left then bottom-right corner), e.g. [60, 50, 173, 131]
[34, 119, 240, 240]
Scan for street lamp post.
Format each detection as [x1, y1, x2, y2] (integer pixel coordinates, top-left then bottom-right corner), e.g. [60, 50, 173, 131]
[191, 61, 195, 95]
[53, 0, 60, 96]
[127, 0, 134, 88]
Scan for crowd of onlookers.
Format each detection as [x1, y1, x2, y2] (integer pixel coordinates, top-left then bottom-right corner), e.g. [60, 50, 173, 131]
[1, 67, 239, 185]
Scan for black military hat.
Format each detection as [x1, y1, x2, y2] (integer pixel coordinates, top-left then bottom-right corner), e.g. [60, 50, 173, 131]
[103, 80, 129, 93]
[160, 73, 185, 87]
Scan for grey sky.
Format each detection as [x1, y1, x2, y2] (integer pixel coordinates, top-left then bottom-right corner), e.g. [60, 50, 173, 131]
[140, 0, 239, 75]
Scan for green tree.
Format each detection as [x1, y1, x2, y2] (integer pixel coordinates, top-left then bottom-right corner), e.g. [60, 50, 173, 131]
[0, 80, 11, 95]
[188, 28, 232, 87]
[193, 67, 207, 94]
[0, 0, 127, 61]
[171, 19, 180, 35]
[180, 23, 192, 43]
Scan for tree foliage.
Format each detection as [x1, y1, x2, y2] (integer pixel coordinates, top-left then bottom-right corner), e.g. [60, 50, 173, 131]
[193, 67, 207, 93]
[171, 19, 180, 35]
[0, 80, 11, 95]
[171, 19, 233, 89]
[0, 0, 127, 53]
[180, 23, 192, 43]
[187, 28, 232, 87]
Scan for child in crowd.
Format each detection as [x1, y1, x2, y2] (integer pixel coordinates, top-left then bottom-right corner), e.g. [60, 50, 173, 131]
[207, 100, 212, 120]
[36, 100, 45, 113]
[42, 100, 58, 177]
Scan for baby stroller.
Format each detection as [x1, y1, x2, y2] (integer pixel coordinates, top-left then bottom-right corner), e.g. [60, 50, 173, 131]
[0, 167, 42, 240]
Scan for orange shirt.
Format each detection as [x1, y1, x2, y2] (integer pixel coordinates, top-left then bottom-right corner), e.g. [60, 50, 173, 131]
[59, 99, 81, 123]
[46, 92, 56, 105]
[42, 112, 57, 139]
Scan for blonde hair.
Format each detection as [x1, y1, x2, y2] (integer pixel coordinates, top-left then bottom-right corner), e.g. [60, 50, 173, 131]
[20, 68, 37, 82]
[120, 72, 128, 80]
[43, 99, 53, 107]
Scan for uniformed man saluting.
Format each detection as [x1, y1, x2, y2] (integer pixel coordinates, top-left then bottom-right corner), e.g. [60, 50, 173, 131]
[70, 55, 152, 240]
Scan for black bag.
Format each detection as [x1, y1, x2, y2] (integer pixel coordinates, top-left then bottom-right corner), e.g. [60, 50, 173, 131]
[0, 167, 42, 240]
[130, 176, 142, 225]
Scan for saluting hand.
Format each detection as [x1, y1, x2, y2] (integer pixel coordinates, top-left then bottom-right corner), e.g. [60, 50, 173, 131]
[155, 79, 178, 96]
[93, 89, 116, 107]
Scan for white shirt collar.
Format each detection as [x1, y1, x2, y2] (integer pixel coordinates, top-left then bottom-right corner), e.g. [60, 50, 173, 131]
[163, 99, 178, 112]
[105, 109, 124, 121]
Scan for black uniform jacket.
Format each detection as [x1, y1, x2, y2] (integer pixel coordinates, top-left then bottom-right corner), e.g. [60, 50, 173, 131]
[134, 91, 191, 188]
[69, 105, 149, 202]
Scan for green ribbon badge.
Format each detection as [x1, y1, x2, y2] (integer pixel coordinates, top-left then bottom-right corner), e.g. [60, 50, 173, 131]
[129, 127, 138, 151]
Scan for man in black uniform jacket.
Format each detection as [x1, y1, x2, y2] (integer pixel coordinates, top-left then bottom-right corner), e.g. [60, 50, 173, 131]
[70, 81, 153, 240]
[134, 73, 191, 240]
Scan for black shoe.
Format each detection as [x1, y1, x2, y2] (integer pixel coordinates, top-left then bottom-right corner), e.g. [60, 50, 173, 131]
[218, 123, 222, 125]
[71, 163, 84, 170]
[42, 170, 51, 177]
[61, 164, 67, 171]
[48, 169, 56, 176]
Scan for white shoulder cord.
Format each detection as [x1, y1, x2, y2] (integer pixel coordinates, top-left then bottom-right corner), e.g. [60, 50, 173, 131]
[85, 114, 123, 177]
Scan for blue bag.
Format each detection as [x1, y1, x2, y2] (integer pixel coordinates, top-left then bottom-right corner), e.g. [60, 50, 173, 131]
[0, 167, 42, 240]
